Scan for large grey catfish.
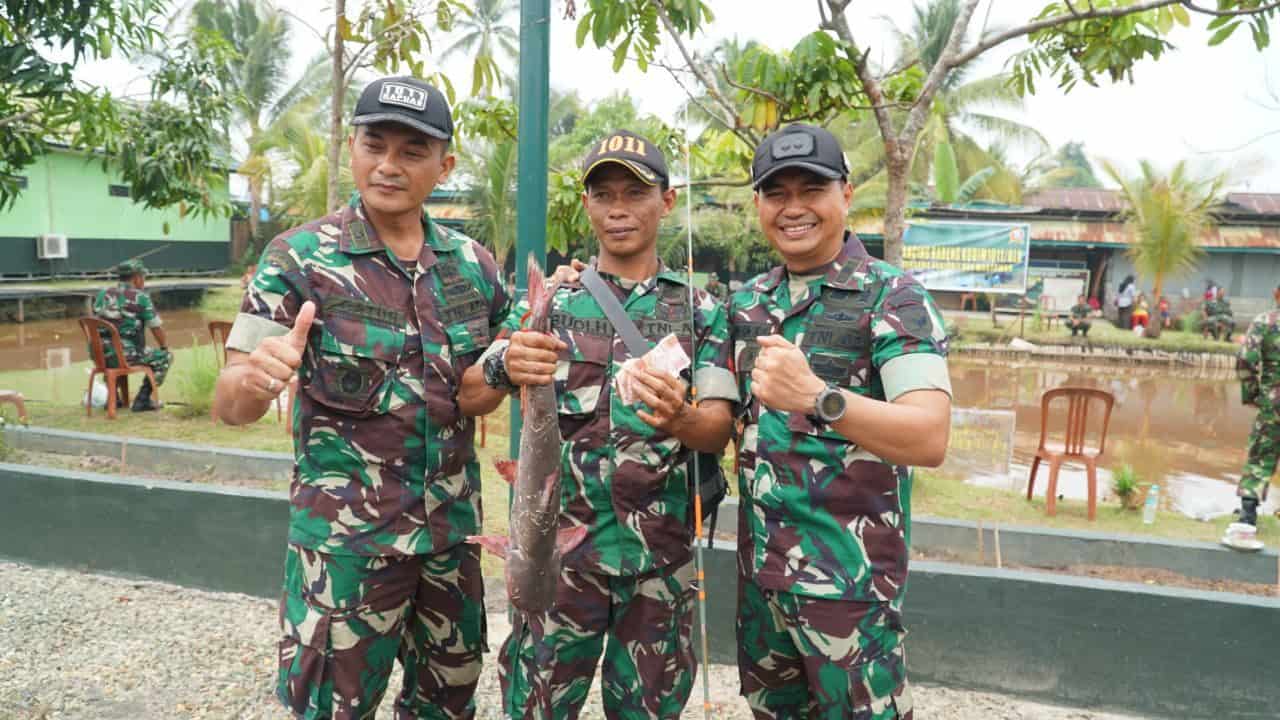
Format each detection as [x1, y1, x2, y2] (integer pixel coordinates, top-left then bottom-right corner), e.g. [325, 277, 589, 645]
[469, 256, 587, 614]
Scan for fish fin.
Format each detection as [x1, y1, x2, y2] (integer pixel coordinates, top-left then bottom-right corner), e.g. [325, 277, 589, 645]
[556, 526, 589, 556]
[465, 534, 509, 560]
[493, 459, 518, 486]
[526, 252, 547, 312]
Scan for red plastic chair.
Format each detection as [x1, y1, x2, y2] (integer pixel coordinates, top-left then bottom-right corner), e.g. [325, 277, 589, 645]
[1026, 387, 1115, 520]
[208, 320, 234, 367]
[79, 317, 160, 420]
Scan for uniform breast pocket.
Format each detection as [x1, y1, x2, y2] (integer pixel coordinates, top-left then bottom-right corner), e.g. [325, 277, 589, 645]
[556, 334, 611, 438]
[306, 316, 405, 417]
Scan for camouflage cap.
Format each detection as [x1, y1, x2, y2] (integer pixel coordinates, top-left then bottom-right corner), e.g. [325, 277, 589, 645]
[116, 259, 148, 278]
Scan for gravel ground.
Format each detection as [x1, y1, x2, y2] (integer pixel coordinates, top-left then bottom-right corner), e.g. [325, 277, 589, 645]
[0, 562, 1147, 720]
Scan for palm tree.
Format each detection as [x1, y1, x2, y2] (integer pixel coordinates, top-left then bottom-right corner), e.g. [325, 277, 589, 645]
[1103, 159, 1225, 337]
[462, 140, 518, 268]
[895, 0, 1047, 204]
[261, 100, 354, 227]
[441, 0, 519, 95]
[188, 0, 327, 238]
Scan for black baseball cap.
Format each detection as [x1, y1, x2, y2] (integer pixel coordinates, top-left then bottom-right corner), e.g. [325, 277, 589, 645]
[351, 76, 453, 141]
[751, 124, 848, 189]
[581, 129, 669, 187]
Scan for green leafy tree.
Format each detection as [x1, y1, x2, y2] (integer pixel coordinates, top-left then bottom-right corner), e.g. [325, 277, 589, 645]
[1024, 141, 1104, 190]
[187, 0, 328, 238]
[441, 0, 519, 95]
[571, 0, 1276, 267]
[1, 0, 234, 215]
[1103, 158, 1225, 330]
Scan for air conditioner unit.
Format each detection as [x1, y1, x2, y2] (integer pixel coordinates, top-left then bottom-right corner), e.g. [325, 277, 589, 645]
[45, 347, 71, 370]
[36, 233, 68, 260]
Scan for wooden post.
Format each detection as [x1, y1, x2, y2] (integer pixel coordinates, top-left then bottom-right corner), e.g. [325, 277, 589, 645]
[15, 298, 23, 323]
[977, 519, 985, 564]
[994, 525, 1003, 569]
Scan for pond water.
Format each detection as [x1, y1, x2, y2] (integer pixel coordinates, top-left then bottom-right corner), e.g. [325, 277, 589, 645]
[0, 310, 218, 372]
[947, 358, 1272, 520]
[1, 314, 1269, 521]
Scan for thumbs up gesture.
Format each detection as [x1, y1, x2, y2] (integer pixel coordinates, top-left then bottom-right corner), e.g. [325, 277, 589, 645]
[245, 301, 315, 400]
[750, 334, 826, 413]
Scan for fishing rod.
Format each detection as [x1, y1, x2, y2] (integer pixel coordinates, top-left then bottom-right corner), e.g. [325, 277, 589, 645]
[682, 110, 713, 720]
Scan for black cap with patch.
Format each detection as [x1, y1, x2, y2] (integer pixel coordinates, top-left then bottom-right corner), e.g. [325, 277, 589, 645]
[751, 123, 848, 189]
[581, 129, 669, 187]
[351, 76, 453, 141]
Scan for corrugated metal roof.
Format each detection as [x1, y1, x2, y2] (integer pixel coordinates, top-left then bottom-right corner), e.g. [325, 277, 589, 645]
[1023, 188, 1280, 217]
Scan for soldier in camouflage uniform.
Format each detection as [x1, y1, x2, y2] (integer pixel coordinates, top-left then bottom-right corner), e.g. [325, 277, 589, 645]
[214, 77, 510, 719]
[1066, 294, 1092, 337]
[90, 259, 171, 411]
[705, 274, 728, 302]
[460, 130, 737, 719]
[1203, 286, 1235, 341]
[730, 125, 953, 719]
[1231, 284, 1280, 543]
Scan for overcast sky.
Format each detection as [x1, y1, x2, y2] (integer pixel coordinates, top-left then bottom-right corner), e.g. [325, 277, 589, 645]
[76, 0, 1280, 194]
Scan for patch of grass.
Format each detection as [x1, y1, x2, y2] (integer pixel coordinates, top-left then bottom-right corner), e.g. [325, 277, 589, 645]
[173, 344, 221, 418]
[913, 469, 1272, 544]
[198, 285, 246, 318]
[948, 312, 1237, 355]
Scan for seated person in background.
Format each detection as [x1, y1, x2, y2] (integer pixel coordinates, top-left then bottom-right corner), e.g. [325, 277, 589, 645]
[1131, 293, 1150, 330]
[1067, 294, 1092, 337]
[1203, 286, 1235, 341]
[91, 260, 170, 411]
[1158, 295, 1172, 329]
[1087, 295, 1102, 316]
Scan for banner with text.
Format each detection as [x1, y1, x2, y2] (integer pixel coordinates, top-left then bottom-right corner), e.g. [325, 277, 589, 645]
[902, 221, 1031, 294]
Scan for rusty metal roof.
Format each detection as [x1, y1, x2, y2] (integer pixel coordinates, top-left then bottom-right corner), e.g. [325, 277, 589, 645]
[1023, 188, 1280, 217]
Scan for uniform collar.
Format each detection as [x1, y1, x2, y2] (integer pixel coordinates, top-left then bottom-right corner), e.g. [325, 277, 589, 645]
[756, 231, 869, 293]
[338, 192, 459, 257]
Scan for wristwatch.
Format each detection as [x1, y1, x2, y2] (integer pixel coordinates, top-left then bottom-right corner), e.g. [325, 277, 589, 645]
[482, 346, 516, 392]
[812, 384, 847, 425]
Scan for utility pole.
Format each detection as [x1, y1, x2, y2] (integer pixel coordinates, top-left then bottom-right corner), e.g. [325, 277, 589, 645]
[512, 0, 551, 456]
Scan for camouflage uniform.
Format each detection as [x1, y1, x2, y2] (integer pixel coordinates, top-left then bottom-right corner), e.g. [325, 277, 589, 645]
[91, 281, 172, 385]
[730, 234, 951, 719]
[705, 275, 728, 303]
[484, 263, 737, 719]
[1068, 303, 1091, 337]
[227, 194, 511, 719]
[1236, 303, 1280, 502]
[1204, 297, 1235, 340]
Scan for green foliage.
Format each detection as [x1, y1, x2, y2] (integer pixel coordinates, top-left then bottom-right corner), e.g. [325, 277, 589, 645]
[0, 0, 234, 216]
[1104, 159, 1224, 301]
[573, 0, 714, 72]
[462, 139, 518, 266]
[175, 345, 221, 419]
[441, 0, 519, 95]
[1111, 463, 1141, 509]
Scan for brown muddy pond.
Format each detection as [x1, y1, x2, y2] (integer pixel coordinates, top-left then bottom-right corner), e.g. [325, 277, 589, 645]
[946, 358, 1270, 521]
[0, 309, 220, 372]
[1, 314, 1267, 521]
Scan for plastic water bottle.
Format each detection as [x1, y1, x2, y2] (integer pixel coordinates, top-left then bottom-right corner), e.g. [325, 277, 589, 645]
[1142, 484, 1160, 525]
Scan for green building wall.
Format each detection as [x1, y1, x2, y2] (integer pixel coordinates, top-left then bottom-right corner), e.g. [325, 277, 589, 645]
[1, 149, 231, 276]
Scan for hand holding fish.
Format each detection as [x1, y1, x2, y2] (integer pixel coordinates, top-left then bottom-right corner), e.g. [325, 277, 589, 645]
[506, 331, 564, 387]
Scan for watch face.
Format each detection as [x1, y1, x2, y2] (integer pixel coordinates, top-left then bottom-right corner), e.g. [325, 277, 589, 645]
[819, 388, 845, 420]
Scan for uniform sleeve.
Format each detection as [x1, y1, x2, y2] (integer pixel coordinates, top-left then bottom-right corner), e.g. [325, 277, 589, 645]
[138, 292, 162, 328]
[225, 235, 306, 354]
[870, 274, 952, 402]
[1238, 316, 1264, 405]
[477, 294, 530, 365]
[692, 292, 738, 403]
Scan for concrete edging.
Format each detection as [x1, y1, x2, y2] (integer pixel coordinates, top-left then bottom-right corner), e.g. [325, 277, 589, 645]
[2, 464, 1278, 718]
[716, 498, 1279, 586]
[2, 425, 293, 484]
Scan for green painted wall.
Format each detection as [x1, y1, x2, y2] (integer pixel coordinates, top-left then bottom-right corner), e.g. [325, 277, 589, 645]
[1, 149, 231, 276]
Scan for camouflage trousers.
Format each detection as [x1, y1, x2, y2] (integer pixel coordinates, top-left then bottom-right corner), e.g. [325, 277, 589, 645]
[1237, 402, 1279, 501]
[499, 557, 696, 719]
[101, 344, 173, 386]
[1204, 315, 1234, 340]
[737, 579, 912, 720]
[276, 543, 486, 720]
